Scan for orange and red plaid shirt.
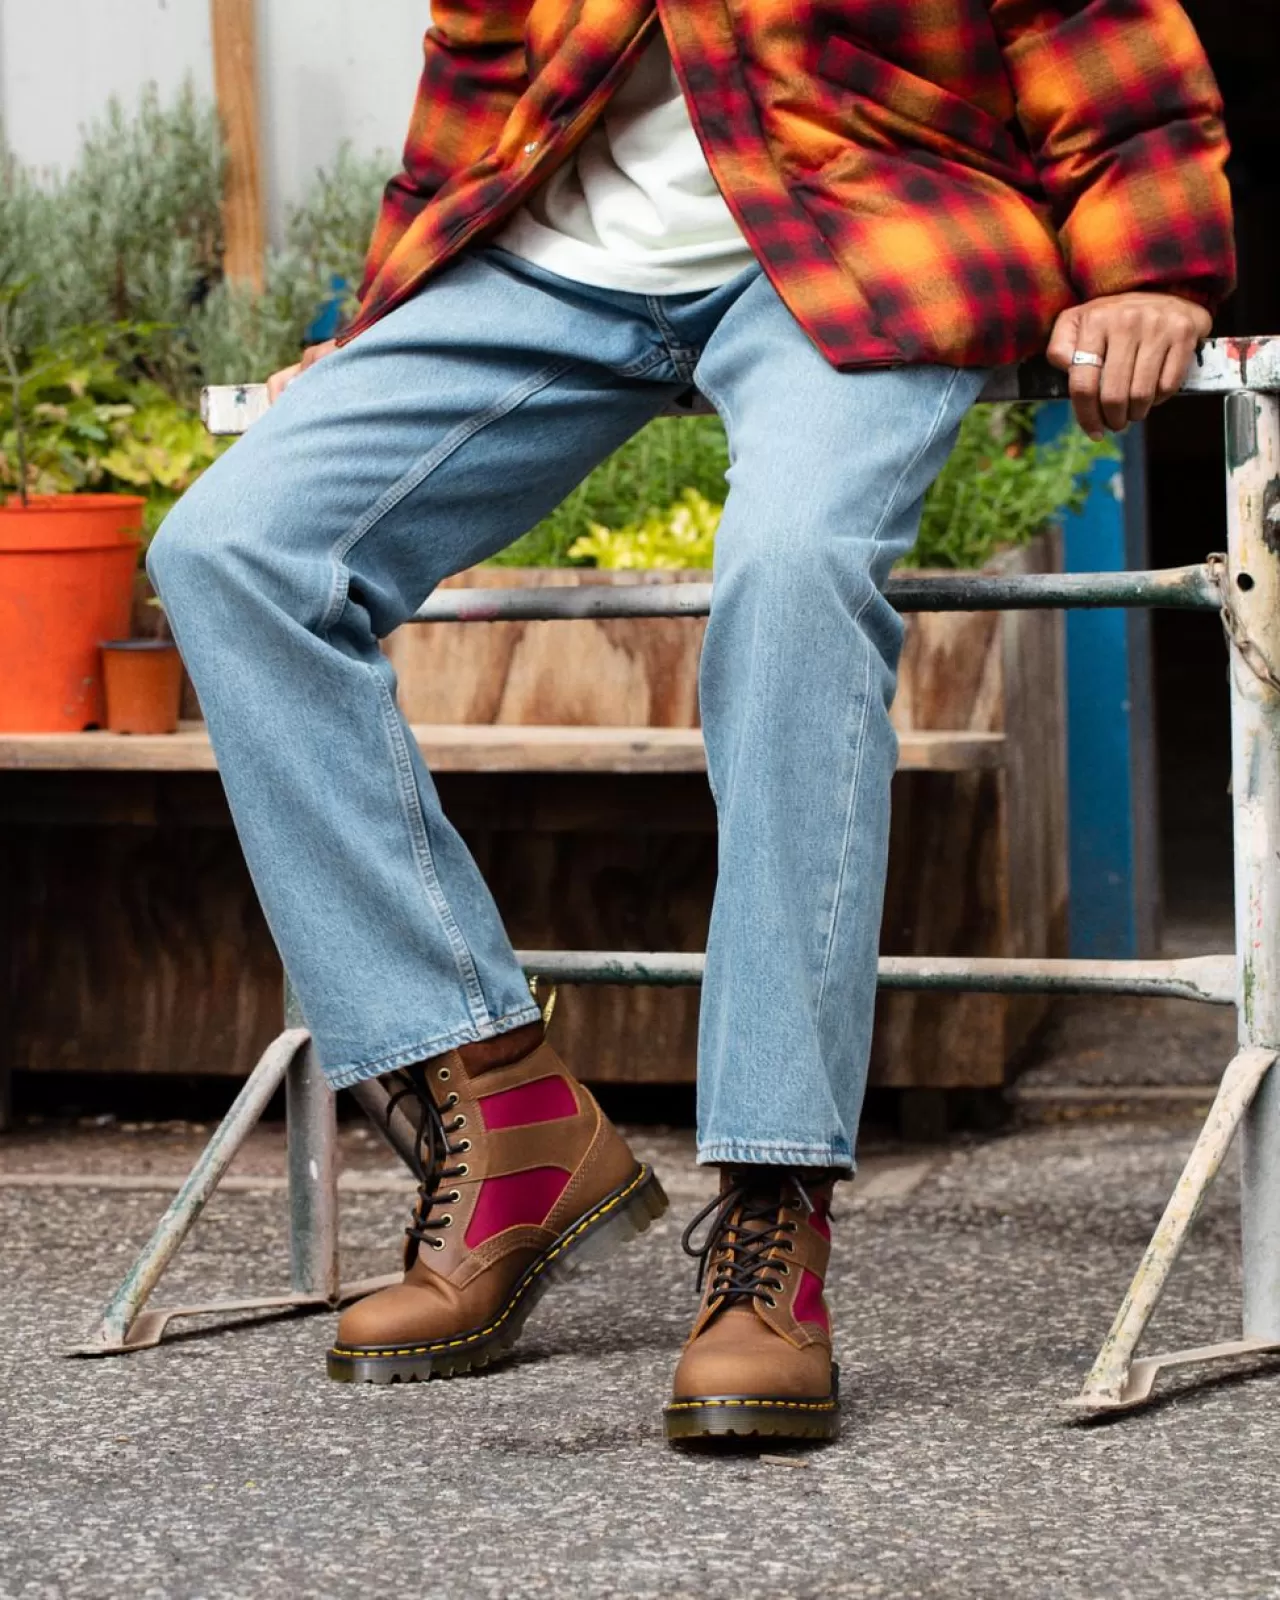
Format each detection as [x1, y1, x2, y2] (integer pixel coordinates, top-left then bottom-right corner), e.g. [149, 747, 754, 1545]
[341, 0, 1235, 370]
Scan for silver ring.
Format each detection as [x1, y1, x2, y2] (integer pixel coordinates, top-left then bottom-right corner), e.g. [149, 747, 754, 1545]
[1071, 350, 1104, 368]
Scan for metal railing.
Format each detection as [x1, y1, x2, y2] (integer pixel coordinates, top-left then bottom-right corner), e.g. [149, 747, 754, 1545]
[76, 336, 1280, 1416]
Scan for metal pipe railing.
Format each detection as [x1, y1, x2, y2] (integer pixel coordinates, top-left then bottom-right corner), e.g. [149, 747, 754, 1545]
[80, 337, 1280, 1418]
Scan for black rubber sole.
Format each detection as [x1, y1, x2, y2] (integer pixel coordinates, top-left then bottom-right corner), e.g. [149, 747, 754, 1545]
[326, 1163, 667, 1384]
[664, 1365, 841, 1443]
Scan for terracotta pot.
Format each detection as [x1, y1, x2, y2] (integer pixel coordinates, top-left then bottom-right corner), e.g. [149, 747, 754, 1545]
[101, 639, 184, 735]
[0, 495, 146, 732]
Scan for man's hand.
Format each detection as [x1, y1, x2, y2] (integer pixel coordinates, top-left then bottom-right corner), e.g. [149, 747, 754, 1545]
[1046, 293, 1210, 439]
[267, 339, 337, 404]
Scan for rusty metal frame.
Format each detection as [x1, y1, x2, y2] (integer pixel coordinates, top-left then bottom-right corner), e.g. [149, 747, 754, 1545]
[79, 338, 1280, 1399]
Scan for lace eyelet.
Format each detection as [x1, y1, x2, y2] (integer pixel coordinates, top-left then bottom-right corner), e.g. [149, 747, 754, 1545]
[779, 1264, 791, 1276]
[443, 1092, 458, 1110]
[429, 1237, 445, 1250]
[453, 1114, 467, 1130]
[459, 1139, 472, 1152]
[440, 1214, 454, 1228]
[446, 1191, 461, 1204]
[764, 1295, 777, 1309]
[456, 1164, 469, 1177]
[438, 1067, 451, 1082]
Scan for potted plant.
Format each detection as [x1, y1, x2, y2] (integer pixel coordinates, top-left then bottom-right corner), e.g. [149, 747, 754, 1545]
[0, 286, 144, 732]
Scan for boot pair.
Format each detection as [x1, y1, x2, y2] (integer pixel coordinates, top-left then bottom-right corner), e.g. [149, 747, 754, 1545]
[329, 1026, 840, 1442]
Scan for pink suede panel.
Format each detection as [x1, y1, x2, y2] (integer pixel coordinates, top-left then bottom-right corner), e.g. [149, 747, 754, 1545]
[809, 1210, 832, 1243]
[465, 1167, 572, 1248]
[792, 1267, 830, 1332]
[476, 1075, 577, 1132]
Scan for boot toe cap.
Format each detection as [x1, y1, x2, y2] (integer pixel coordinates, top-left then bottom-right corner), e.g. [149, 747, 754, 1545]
[672, 1308, 833, 1401]
[334, 1282, 455, 1350]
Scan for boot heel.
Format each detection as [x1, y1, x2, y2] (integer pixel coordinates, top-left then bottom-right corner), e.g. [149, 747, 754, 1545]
[550, 1165, 668, 1275]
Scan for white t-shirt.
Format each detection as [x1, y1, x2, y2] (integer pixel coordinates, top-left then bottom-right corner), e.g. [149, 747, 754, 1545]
[493, 31, 757, 295]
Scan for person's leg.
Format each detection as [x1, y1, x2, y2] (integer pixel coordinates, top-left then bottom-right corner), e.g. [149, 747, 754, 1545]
[150, 245, 767, 1385]
[149, 246, 686, 1086]
[665, 272, 989, 1442]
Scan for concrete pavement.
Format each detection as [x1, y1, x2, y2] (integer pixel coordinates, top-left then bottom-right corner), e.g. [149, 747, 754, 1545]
[2, 1109, 1279, 1599]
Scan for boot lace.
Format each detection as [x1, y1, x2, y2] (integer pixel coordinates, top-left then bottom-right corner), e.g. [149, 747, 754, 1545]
[383, 1063, 471, 1262]
[680, 1172, 815, 1308]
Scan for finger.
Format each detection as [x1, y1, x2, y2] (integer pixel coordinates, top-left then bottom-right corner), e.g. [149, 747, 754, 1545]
[267, 363, 302, 404]
[1098, 324, 1140, 432]
[1157, 334, 1197, 404]
[1046, 307, 1082, 372]
[1127, 330, 1171, 423]
[1068, 319, 1106, 439]
[300, 339, 336, 372]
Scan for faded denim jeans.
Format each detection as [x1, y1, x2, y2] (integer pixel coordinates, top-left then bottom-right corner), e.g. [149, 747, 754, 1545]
[148, 244, 987, 1170]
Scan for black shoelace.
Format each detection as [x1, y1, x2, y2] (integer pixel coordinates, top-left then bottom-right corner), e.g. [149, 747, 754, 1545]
[680, 1173, 815, 1308]
[383, 1063, 470, 1262]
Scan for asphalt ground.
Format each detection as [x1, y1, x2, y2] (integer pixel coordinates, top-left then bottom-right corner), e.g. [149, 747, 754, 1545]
[3, 1100, 1280, 1600]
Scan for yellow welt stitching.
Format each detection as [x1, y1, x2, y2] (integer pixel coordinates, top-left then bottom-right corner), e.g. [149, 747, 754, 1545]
[665, 1398, 837, 1412]
[332, 1166, 651, 1359]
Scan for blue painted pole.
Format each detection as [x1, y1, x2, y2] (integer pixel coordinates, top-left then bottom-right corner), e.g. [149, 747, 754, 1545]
[1035, 404, 1158, 957]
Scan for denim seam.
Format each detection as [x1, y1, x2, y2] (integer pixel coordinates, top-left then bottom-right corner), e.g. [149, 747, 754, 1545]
[697, 1140, 855, 1171]
[645, 296, 699, 383]
[325, 1004, 545, 1091]
[318, 356, 578, 634]
[614, 349, 681, 381]
[369, 670, 493, 1030]
[813, 367, 967, 1033]
[684, 369, 736, 813]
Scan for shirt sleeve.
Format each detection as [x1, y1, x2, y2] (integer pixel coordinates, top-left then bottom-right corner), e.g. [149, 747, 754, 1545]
[988, 0, 1236, 311]
[356, 4, 531, 304]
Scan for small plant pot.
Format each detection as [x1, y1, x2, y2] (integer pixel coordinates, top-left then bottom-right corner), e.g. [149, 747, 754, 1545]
[101, 640, 184, 735]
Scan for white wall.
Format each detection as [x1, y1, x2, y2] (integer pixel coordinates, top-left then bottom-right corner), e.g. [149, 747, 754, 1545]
[0, 0, 429, 234]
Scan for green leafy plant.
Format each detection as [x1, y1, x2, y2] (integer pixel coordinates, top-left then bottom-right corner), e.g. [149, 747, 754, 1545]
[0, 283, 31, 503]
[569, 486, 722, 569]
[0, 324, 226, 529]
[908, 403, 1118, 569]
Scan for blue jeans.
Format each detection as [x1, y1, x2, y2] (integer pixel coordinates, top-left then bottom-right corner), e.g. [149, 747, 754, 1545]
[148, 245, 986, 1170]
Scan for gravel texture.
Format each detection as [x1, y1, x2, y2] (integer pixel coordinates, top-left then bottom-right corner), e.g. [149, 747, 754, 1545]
[3, 1115, 1280, 1599]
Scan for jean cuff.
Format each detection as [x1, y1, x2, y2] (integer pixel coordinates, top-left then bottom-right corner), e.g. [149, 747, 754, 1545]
[323, 1003, 544, 1091]
[697, 1139, 855, 1173]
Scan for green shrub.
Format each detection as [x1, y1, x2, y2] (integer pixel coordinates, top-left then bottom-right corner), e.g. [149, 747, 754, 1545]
[910, 402, 1117, 568]
[1, 87, 385, 402]
[569, 487, 722, 569]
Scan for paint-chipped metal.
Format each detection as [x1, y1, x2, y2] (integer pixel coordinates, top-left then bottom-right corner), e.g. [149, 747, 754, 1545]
[1074, 1047, 1278, 1410]
[1227, 392, 1261, 472]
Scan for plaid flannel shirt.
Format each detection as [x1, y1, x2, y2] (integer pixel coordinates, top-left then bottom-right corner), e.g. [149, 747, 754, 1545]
[340, 0, 1235, 369]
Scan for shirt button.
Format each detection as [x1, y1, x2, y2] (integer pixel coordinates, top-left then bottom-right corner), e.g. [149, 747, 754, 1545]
[522, 140, 540, 155]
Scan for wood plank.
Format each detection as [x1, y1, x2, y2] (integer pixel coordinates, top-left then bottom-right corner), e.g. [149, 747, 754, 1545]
[209, 0, 265, 292]
[386, 568, 710, 728]
[0, 724, 1005, 775]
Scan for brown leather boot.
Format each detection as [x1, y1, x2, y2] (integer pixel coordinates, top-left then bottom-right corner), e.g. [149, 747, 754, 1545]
[328, 1024, 667, 1383]
[665, 1166, 840, 1442]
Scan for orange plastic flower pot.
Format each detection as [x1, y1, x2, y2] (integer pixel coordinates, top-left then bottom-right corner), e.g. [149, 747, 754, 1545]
[0, 496, 145, 732]
[0, 493, 145, 549]
[101, 640, 184, 735]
